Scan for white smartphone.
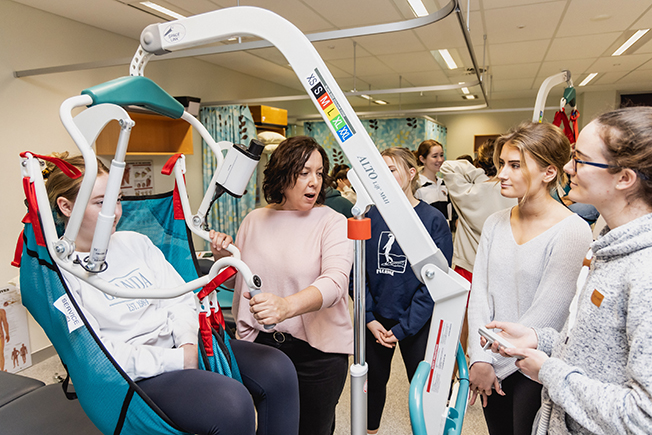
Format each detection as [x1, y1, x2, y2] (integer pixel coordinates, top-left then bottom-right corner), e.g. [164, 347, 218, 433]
[478, 326, 521, 354]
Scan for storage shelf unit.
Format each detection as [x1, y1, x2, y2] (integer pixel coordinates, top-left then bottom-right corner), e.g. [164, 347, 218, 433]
[95, 112, 193, 155]
[250, 105, 287, 136]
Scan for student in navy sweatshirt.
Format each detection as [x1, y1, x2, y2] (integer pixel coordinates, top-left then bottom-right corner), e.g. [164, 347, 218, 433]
[364, 147, 453, 434]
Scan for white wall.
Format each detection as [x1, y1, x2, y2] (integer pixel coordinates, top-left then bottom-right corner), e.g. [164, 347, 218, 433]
[0, 1, 301, 355]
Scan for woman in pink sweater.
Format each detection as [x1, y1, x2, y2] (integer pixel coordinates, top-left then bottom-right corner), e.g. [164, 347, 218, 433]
[210, 136, 354, 435]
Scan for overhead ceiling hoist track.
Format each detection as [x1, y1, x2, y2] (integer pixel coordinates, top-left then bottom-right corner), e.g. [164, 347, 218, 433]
[13, 0, 487, 112]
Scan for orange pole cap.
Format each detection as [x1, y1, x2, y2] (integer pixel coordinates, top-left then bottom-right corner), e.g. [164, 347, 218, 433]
[348, 217, 371, 240]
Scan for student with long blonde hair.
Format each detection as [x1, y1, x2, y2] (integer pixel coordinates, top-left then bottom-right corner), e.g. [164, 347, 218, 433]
[467, 123, 592, 435]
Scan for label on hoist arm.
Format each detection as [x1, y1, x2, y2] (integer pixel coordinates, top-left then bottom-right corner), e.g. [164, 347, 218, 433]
[306, 69, 356, 143]
[427, 319, 453, 394]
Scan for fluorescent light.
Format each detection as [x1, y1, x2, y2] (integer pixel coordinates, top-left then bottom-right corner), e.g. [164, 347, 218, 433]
[438, 49, 458, 70]
[461, 87, 470, 94]
[407, 0, 429, 17]
[140, 1, 186, 20]
[612, 29, 650, 56]
[463, 95, 476, 100]
[578, 73, 598, 87]
[374, 100, 389, 105]
[359, 94, 374, 100]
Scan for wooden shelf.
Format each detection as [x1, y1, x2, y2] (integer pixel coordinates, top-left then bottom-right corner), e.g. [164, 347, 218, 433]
[96, 112, 193, 155]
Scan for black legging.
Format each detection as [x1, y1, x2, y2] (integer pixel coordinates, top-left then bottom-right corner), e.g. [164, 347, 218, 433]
[366, 315, 431, 431]
[255, 332, 349, 435]
[482, 370, 542, 435]
[137, 339, 300, 435]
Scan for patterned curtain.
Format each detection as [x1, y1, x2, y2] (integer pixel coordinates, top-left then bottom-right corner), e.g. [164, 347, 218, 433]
[304, 117, 447, 167]
[200, 105, 258, 243]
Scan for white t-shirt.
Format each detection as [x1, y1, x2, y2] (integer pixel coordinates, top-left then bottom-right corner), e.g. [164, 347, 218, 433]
[61, 231, 198, 381]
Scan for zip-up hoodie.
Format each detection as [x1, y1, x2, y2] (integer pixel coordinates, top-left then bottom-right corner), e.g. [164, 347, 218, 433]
[535, 212, 652, 434]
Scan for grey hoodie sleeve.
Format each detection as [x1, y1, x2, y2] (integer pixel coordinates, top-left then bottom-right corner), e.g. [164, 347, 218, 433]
[538, 266, 652, 434]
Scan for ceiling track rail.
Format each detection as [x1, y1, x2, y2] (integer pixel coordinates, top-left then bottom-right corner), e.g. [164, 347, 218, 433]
[13, 0, 449, 75]
[14, 0, 488, 112]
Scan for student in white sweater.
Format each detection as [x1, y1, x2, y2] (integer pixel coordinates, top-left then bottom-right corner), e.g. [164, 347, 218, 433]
[468, 123, 592, 435]
[45, 153, 299, 435]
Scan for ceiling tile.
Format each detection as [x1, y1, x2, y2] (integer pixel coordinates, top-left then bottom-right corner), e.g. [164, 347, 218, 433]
[636, 38, 652, 54]
[312, 40, 372, 61]
[300, 0, 403, 29]
[556, 0, 651, 37]
[329, 55, 396, 76]
[491, 78, 535, 92]
[611, 68, 652, 85]
[398, 70, 452, 86]
[590, 53, 652, 73]
[632, 5, 652, 29]
[485, 1, 566, 45]
[233, 0, 335, 32]
[593, 71, 630, 85]
[354, 31, 426, 56]
[489, 63, 541, 80]
[413, 14, 469, 51]
[377, 51, 439, 73]
[489, 39, 551, 65]
[537, 59, 593, 79]
[483, 0, 555, 10]
[545, 33, 621, 61]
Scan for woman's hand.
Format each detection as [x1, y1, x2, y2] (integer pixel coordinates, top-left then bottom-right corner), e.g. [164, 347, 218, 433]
[367, 320, 396, 348]
[181, 343, 198, 370]
[469, 362, 503, 407]
[208, 230, 234, 260]
[246, 292, 291, 326]
[483, 321, 538, 351]
[507, 348, 548, 383]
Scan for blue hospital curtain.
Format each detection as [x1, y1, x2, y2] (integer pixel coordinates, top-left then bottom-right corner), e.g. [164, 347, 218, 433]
[304, 117, 447, 167]
[200, 106, 258, 242]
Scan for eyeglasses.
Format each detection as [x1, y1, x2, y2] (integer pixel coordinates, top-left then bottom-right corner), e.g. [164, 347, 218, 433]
[571, 151, 620, 172]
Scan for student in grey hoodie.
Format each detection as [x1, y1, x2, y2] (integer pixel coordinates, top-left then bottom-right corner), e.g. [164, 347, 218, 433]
[485, 106, 652, 434]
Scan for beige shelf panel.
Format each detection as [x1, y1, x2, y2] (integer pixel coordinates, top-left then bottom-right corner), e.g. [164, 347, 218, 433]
[96, 112, 193, 155]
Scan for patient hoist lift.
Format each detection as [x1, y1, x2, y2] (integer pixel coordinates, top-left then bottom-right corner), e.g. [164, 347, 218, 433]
[19, 6, 470, 435]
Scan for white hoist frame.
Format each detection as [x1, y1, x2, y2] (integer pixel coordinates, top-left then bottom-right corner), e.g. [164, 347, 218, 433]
[132, 6, 469, 434]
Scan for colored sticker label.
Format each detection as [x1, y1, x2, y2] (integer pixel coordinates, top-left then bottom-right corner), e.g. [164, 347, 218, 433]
[305, 69, 356, 143]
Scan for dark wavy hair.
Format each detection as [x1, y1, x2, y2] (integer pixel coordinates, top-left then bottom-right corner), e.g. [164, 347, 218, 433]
[263, 136, 331, 205]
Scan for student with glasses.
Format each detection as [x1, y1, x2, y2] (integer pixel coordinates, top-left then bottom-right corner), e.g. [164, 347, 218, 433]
[484, 107, 652, 434]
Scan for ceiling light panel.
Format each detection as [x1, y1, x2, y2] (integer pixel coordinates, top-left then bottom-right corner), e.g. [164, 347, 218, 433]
[139, 1, 185, 19]
[578, 73, 598, 86]
[407, 0, 429, 17]
[612, 29, 650, 56]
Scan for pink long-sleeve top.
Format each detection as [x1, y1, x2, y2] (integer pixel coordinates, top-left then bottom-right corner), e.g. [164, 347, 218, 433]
[233, 206, 354, 355]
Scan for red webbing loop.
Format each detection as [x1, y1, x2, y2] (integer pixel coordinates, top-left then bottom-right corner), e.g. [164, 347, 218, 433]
[20, 152, 82, 179]
[210, 307, 225, 330]
[22, 177, 45, 247]
[198, 314, 214, 357]
[172, 181, 185, 220]
[161, 153, 183, 176]
[569, 109, 580, 144]
[161, 154, 187, 220]
[11, 230, 24, 268]
[552, 109, 575, 144]
[197, 266, 238, 301]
